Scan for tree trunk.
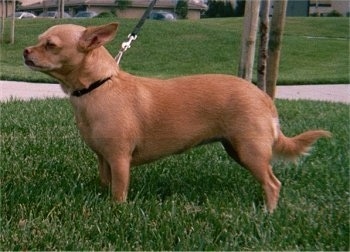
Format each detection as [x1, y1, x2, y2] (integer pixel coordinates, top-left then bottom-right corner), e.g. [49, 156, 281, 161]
[1, 0, 5, 43]
[257, 0, 270, 91]
[10, 0, 15, 44]
[238, 0, 260, 82]
[265, 0, 287, 99]
[58, 0, 64, 18]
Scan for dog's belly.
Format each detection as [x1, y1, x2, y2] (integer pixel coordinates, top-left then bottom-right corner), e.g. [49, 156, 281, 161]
[130, 125, 223, 166]
[130, 137, 221, 166]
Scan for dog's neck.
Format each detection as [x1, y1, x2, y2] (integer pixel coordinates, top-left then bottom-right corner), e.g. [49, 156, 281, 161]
[53, 47, 119, 95]
[71, 76, 112, 97]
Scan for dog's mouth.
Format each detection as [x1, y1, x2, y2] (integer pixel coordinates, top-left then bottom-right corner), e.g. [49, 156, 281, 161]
[24, 59, 36, 67]
[24, 58, 47, 71]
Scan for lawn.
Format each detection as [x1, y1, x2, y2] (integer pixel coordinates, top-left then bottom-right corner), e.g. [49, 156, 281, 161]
[1, 98, 349, 250]
[0, 16, 349, 250]
[0, 17, 349, 84]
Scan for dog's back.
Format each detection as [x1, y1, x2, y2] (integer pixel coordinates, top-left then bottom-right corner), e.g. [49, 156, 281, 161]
[110, 73, 277, 165]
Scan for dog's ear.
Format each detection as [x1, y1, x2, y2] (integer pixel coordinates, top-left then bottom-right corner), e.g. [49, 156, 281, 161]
[79, 23, 118, 51]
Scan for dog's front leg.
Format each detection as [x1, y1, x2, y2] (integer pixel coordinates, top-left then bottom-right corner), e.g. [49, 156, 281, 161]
[98, 154, 111, 187]
[110, 156, 131, 202]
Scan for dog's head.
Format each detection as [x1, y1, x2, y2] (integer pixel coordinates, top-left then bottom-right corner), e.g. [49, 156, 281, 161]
[23, 23, 118, 91]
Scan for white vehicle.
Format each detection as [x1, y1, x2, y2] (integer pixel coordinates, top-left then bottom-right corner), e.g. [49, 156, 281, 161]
[9, 12, 36, 19]
[38, 11, 71, 18]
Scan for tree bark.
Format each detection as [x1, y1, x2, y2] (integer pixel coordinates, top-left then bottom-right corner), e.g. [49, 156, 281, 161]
[10, 0, 15, 44]
[238, 0, 260, 82]
[58, 0, 65, 19]
[265, 0, 288, 99]
[257, 0, 270, 91]
[1, 0, 5, 43]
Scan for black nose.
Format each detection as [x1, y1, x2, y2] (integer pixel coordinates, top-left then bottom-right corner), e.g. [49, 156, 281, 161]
[23, 48, 31, 58]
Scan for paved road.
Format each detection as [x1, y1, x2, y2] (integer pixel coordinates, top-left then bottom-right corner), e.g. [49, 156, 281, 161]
[1, 80, 349, 104]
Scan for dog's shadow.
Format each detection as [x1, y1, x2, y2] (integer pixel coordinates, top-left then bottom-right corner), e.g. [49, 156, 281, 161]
[20, 145, 264, 210]
[126, 146, 264, 206]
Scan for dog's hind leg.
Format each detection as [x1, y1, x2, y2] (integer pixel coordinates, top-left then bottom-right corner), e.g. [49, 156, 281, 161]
[223, 139, 281, 213]
[222, 139, 243, 166]
[254, 163, 281, 213]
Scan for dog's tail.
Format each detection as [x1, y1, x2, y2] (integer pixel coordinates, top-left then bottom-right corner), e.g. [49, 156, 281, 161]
[273, 129, 331, 160]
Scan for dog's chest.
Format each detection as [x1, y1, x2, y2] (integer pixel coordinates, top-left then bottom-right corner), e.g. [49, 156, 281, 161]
[73, 108, 98, 146]
[71, 100, 107, 143]
[71, 97, 137, 151]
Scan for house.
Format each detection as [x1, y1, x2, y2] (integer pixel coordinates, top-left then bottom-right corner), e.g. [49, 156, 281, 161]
[309, 0, 349, 16]
[0, 0, 16, 18]
[286, 0, 309, 17]
[116, 0, 207, 20]
[272, 0, 349, 17]
[19, 0, 208, 19]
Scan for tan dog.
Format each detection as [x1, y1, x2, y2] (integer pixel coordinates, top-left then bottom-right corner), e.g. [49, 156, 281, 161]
[23, 23, 331, 212]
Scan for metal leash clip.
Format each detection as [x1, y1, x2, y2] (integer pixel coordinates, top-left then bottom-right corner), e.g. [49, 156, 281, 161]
[122, 34, 137, 52]
[114, 0, 158, 65]
[115, 34, 137, 65]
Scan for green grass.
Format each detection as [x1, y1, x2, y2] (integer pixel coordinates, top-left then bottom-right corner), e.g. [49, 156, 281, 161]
[1, 16, 349, 250]
[0, 17, 349, 84]
[1, 98, 349, 250]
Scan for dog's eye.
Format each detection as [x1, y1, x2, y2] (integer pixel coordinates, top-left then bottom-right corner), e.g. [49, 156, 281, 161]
[45, 41, 57, 50]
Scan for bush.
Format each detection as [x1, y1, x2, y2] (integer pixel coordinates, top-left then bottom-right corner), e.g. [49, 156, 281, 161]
[175, 0, 188, 19]
[95, 11, 116, 18]
[204, 0, 236, 18]
[327, 10, 342, 17]
[116, 0, 131, 10]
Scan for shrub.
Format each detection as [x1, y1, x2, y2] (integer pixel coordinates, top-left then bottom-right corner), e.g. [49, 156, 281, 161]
[116, 0, 131, 10]
[204, 0, 235, 18]
[327, 10, 342, 17]
[95, 11, 116, 18]
[175, 0, 188, 19]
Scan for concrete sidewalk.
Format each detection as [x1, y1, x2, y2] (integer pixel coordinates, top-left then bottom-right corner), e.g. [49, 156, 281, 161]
[0, 80, 349, 104]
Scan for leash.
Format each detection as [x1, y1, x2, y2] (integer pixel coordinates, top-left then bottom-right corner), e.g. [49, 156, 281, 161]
[115, 0, 158, 65]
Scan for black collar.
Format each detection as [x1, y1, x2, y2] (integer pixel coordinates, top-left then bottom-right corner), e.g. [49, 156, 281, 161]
[71, 76, 112, 97]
